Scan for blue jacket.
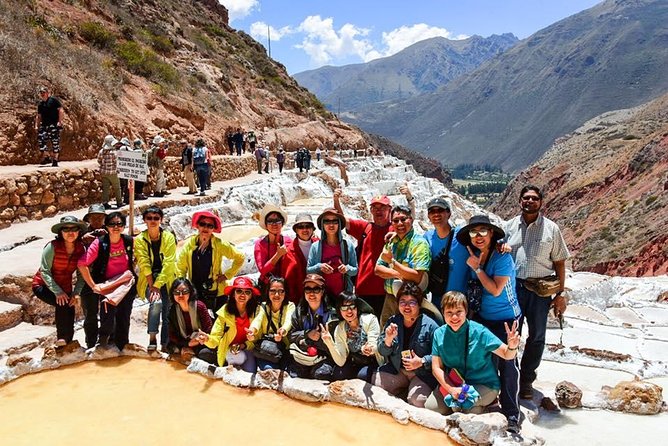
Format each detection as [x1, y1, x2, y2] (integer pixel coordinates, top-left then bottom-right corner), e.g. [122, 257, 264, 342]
[306, 230, 358, 292]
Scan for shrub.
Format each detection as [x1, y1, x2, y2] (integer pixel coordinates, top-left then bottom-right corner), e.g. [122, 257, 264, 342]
[204, 24, 226, 37]
[645, 195, 658, 206]
[79, 22, 116, 49]
[149, 34, 174, 55]
[115, 41, 180, 86]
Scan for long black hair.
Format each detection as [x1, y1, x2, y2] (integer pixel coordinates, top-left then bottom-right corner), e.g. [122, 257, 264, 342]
[227, 287, 259, 317]
[169, 277, 198, 303]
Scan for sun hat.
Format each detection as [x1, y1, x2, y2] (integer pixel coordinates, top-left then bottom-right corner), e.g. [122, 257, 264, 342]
[102, 135, 118, 150]
[83, 203, 107, 222]
[427, 197, 451, 212]
[152, 135, 166, 145]
[259, 204, 289, 230]
[191, 210, 222, 233]
[223, 276, 260, 296]
[51, 216, 88, 234]
[455, 214, 505, 247]
[370, 195, 391, 207]
[292, 213, 315, 232]
[316, 207, 346, 230]
[119, 137, 132, 148]
[303, 273, 325, 286]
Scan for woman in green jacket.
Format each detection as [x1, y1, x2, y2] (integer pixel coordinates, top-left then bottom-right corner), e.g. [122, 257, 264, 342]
[134, 206, 177, 352]
[176, 210, 246, 312]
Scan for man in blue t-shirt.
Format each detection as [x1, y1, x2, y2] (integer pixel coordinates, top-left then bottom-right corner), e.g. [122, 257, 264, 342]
[423, 197, 469, 308]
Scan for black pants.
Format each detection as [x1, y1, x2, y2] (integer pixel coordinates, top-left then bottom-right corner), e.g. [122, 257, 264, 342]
[33, 286, 74, 343]
[286, 358, 336, 381]
[80, 285, 99, 348]
[99, 291, 136, 350]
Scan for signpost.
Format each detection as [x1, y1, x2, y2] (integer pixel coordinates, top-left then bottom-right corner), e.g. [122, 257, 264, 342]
[117, 150, 148, 235]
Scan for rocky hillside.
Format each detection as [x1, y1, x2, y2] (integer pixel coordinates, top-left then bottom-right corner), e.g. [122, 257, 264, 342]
[489, 92, 668, 277]
[294, 33, 517, 113]
[0, 0, 370, 165]
[352, 0, 668, 173]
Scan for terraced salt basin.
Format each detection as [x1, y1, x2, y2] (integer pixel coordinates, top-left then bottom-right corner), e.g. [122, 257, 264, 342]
[0, 358, 451, 445]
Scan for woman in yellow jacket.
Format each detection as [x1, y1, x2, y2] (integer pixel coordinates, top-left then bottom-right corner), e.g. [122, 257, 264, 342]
[176, 210, 246, 312]
[134, 206, 177, 352]
[247, 277, 296, 370]
[197, 276, 259, 371]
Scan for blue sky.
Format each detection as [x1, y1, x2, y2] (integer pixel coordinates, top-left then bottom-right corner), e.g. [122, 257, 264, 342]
[220, 0, 602, 74]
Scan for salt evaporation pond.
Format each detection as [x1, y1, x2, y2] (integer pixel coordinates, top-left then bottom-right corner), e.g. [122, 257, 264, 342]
[0, 358, 451, 445]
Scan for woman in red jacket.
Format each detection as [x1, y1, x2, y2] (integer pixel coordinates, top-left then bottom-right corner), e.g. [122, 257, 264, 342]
[253, 204, 292, 294]
[283, 213, 318, 303]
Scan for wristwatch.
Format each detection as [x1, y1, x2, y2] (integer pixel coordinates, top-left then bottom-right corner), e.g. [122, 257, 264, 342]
[475, 267, 482, 274]
[421, 357, 426, 366]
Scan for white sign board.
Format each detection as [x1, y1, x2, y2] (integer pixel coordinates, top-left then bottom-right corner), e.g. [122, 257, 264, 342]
[117, 150, 148, 182]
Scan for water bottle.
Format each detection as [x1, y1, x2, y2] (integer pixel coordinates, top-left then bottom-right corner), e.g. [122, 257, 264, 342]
[457, 384, 470, 403]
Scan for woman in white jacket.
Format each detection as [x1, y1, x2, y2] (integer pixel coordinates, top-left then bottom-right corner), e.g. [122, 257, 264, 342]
[321, 292, 381, 381]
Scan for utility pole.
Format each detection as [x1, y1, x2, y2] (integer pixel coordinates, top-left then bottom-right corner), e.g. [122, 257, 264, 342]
[267, 25, 271, 58]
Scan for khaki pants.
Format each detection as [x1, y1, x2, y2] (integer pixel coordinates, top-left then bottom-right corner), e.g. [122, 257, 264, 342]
[380, 293, 397, 328]
[101, 173, 122, 205]
[184, 166, 196, 192]
[371, 369, 431, 408]
[424, 384, 498, 415]
[155, 167, 166, 192]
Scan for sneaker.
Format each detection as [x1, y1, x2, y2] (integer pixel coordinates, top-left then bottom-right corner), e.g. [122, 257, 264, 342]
[147, 341, 157, 352]
[40, 156, 52, 165]
[162, 191, 171, 195]
[51, 160, 58, 167]
[185, 191, 197, 195]
[55, 338, 67, 348]
[506, 416, 521, 434]
[134, 194, 148, 200]
[199, 191, 206, 196]
[153, 191, 164, 197]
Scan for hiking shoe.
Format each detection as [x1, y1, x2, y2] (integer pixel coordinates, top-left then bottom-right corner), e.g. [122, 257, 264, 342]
[185, 191, 197, 195]
[55, 339, 67, 348]
[199, 191, 206, 196]
[51, 160, 59, 167]
[40, 156, 52, 165]
[520, 384, 534, 399]
[134, 194, 148, 200]
[147, 340, 157, 352]
[506, 416, 521, 434]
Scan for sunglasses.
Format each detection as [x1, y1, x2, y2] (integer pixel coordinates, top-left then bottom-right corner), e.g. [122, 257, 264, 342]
[398, 300, 418, 308]
[295, 224, 313, 230]
[322, 219, 339, 225]
[339, 304, 356, 312]
[268, 289, 286, 295]
[304, 286, 323, 294]
[428, 208, 448, 214]
[266, 219, 283, 225]
[173, 289, 190, 296]
[521, 195, 541, 202]
[234, 289, 253, 296]
[469, 229, 489, 238]
[61, 226, 81, 233]
[107, 222, 124, 228]
[198, 222, 216, 229]
[391, 217, 410, 224]
[144, 216, 161, 221]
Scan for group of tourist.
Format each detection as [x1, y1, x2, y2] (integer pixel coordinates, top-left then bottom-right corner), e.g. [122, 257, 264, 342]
[32, 184, 569, 434]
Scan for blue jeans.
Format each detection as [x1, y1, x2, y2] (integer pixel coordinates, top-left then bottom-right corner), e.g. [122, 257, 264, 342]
[516, 280, 552, 387]
[195, 164, 209, 193]
[147, 285, 170, 345]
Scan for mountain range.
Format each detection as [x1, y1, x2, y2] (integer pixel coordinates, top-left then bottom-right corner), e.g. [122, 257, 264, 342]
[298, 0, 668, 173]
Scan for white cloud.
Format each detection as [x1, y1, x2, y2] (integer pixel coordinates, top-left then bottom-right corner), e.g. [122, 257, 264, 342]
[368, 24, 467, 61]
[218, 0, 259, 22]
[250, 21, 294, 42]
[295, 15, 374, 66]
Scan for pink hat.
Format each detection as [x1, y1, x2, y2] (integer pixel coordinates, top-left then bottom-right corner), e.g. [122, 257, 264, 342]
[370, 195, 391, 206]
[223, 276, 261, 296]
[191, 210, 222, 233]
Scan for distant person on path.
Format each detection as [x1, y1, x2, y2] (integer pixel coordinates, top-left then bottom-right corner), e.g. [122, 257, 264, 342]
[132, 138, 148, 200]
[35, 86, 64, 167]
[304, 148, 312, 172]
[226, 128, 235, 156]
[254, 145, 264, 174]
[32, 216, 87, 347]
[503, 185, 570, 401]
[247, 131, 257, 150]
[263, 146, 270, 173]
[423, 197, 469, 307]
[276, 147, 286, 173]
[316, 147, 322, 162]
[180, 140, 197, 195]
[192, 138, 210, 196]
[149, 135, 169, 197]
[332, 187, 413, 317]
[234, 128, 244, 156]
[296, 148, 304, 172]
[97, 135, 123, 210]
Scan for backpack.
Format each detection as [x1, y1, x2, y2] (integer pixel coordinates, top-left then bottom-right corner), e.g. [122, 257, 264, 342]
[193, 146, 206, 165]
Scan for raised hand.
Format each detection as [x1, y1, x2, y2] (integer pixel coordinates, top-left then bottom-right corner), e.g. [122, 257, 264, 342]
[385, 322, 398, 346]
[466, 246, 481, 270]
[319, 323, 332, 343]
[504, 320, 520, 350]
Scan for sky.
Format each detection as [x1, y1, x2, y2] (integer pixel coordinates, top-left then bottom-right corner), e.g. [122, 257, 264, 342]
[219, 1, 603, 75]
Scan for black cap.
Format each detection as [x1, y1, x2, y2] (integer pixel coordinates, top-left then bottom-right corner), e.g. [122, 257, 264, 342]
[427, 197, 450, 211]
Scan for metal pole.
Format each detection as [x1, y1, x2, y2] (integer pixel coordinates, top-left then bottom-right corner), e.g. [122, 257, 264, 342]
[267, 25, 271, 58]
[128, 179, 135, 235]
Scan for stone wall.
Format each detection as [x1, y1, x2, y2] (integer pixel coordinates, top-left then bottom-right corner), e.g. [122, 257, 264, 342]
[0, 155, 255, 229]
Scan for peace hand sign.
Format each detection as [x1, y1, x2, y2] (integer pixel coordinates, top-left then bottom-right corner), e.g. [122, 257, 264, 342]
[504, 320, 520, 350]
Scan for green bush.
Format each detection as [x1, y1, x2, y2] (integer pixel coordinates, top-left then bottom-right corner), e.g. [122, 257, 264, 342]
[115, 41, 179, 86]
[204, 24, 226, 37]
[79, 22, 116, 49]
[645, 195, 658, 206]
[149, 34, 174, 55]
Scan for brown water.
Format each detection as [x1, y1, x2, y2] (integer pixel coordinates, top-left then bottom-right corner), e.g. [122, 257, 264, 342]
[0, 358, 452, 445]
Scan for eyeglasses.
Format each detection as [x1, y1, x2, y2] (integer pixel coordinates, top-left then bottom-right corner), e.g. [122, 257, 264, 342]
[107, 222, 125, 228]
[268, 289, 286, 295]
[198, 222, 216, 229]
[265, 219, 283, 225]
[398, 300, 419, 307]
[295, 224, 313, 230]
[234, 289, 253, 296]
[322, 219, 339, 225]
[521, 195, 541, 202]
[428, 208, 447, 214]
[391, 217, 410, 224]
[339, 304, 356, 312]
[61, 227, 81, 233]
[444, 310, 466, 318]
[144, 216, 161, 221]
[469, 229, 489, 238]
[304, 286, 323, 294]
[173, 289, 190, 296]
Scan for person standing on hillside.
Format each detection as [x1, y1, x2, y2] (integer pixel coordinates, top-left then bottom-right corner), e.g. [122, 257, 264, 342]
[234, 128, 244, 156]
[35, 86, 64, 167]
[149, 135, 169, 197]
[97, 135, 123, 210]
[180, 140, 197, 195]
[503, 185, 570, 400]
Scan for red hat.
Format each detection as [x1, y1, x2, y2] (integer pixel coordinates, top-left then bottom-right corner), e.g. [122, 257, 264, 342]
[370, 195, 391, 206]
[223, 276, 261, 296]
[191, 210, 222, 233]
